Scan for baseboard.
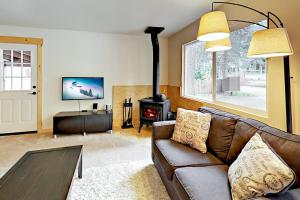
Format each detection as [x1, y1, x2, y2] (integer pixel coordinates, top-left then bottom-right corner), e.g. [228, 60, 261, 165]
[0, 131, 37, 136]
[38, 128, 53, 134]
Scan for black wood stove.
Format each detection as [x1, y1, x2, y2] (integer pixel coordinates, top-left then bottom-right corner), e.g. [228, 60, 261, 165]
[139, 26, 170, 132]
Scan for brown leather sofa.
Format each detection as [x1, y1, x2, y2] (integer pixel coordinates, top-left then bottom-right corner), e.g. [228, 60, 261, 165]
[152, 107, 300, 200]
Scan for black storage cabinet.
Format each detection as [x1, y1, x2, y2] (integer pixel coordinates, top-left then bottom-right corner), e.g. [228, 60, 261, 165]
[53, 110, 113, 136]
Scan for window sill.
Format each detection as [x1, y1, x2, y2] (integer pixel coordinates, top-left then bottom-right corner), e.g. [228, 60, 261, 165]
[181, 95, 268, 122]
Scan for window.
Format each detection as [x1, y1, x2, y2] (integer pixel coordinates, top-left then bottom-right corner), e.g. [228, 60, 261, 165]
[183, 41, 212, 101]
[0, 49, 32, 91]
[183, 21, 267, 112]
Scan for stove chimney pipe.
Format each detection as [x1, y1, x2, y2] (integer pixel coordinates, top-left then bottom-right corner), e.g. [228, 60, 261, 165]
[145, 26, 165, 102]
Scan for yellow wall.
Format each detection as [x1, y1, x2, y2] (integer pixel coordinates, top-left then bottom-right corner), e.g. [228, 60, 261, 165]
[168, 0, 300, 134]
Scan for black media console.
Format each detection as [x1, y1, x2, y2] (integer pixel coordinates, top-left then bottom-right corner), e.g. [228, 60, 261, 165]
[53, 110, 113, 137]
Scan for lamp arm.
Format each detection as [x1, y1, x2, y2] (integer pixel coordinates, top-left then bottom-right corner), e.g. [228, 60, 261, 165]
[268, 12, 284, 28]
[212, 1, 279, 28]
[211, 3, 292, 133]
[227, 20, 268, 29]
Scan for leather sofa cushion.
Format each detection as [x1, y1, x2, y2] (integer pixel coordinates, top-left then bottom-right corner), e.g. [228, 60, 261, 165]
[226, 117, 300, 188]
[226, 120, 259, 164]
[228, 133, 295, 200]
[173, 166, 231, 200]
[154, 139, 223, 180]
[199, 107, 238, 162]
[207, 115, 237, 162]
[259, 129, 300, 189]
[269, 188, 300, 200]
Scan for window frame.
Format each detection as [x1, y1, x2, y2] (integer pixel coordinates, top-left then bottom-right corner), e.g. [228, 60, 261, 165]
[181, 40, 268, 116]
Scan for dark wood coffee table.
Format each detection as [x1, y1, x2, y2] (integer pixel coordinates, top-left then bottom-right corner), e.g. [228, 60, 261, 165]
[0, 145, 83, 200]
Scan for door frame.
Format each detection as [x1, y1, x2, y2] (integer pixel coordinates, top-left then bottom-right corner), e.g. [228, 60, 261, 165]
[0, 36, 43, 133]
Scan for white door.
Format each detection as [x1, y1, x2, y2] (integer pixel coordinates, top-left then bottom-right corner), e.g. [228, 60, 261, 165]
[0, 44, 37, 134]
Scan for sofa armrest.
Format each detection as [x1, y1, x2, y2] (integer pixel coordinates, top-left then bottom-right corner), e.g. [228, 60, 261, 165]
[152, 120, 176, 140]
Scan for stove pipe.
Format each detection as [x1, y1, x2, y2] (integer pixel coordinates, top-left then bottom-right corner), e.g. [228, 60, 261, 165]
[145, 26, 165, 102]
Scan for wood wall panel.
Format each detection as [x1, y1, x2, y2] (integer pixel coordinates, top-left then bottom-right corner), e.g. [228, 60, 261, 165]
[113, 85, 294, 133]
[167, 85, 204, 112]
[112, 85, 168, 128]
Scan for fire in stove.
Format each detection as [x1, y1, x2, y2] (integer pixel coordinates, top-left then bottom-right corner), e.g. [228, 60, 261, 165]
[143, 108, 159, 120]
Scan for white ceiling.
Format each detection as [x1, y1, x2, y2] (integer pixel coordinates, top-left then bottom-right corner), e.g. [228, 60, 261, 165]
[0, 0, 224, 37]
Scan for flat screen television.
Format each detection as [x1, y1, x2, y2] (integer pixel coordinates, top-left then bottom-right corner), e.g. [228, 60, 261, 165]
[62, 77, 104, 100]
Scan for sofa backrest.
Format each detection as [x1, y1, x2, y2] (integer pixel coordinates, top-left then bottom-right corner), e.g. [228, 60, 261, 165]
[199, 107, 238, 162]
[199, 107, 300, 188]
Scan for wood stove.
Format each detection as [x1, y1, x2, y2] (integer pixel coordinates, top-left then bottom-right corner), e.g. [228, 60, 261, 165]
[139, 98, 170, 132]
[139, 26, 171, 132]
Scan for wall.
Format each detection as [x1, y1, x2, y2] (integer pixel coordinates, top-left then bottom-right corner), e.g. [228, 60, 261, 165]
[168, 0, 300, 134]
[0, 25, 168, 129]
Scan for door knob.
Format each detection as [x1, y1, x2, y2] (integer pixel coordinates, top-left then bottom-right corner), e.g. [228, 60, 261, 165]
[29, 92, 37, 95]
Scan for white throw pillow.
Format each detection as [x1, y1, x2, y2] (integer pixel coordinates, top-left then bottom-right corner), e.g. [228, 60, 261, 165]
[171, 108, 211, 153]
[228, 133, 295, 200]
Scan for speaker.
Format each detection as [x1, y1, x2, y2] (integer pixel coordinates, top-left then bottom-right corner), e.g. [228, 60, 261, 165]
[93, 103, 98, 113]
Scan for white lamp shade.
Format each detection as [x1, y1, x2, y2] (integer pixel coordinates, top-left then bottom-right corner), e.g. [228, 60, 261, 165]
[248, 28, 293, 58]
[197, 11, 230, 41]
[206, 38, 232, 52]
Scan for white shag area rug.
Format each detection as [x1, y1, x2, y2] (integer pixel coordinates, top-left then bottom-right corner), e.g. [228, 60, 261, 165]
[70, 160, 170, 200]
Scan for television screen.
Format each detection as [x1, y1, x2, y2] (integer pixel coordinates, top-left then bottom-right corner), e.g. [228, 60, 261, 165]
[62, 77, 104, 100]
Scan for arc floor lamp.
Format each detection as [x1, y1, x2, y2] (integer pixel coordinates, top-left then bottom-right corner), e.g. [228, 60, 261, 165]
[197, 2, 294, 133]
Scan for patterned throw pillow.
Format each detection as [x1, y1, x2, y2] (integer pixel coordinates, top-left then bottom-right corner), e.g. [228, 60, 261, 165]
[171, 108, 211, 153]
[228, 133, 295, 200]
